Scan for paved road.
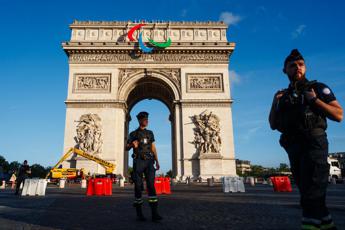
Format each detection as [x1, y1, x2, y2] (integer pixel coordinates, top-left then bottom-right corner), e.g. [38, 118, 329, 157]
[0, 183, 344, 230]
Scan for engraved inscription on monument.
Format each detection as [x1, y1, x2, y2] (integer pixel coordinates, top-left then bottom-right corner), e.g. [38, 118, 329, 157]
[187, 73, 224, 92]
[73, 73, 111, 93]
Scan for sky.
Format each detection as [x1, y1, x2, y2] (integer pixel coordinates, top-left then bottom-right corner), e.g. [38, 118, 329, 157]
[1, 0, 345, 173]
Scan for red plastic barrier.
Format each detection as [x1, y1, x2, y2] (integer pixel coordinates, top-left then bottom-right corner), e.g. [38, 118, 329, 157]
[94, 178, 105, 195]
[154, 177, 163, 195]
[104, 178, 112, 196]
[162, 177, 171, 194]
[270, 176, 292, 192]
[86, 179, 94, 196]
[86, 178, 112, 196]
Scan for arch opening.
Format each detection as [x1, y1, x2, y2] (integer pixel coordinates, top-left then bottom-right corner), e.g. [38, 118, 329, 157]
[122, 73, 179, 178]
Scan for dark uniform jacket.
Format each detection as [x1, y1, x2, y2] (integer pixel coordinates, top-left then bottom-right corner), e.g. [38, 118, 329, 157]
[17, 165, 30, 179]
[127, 128, 155, 159]
[275, 79, 336, 134]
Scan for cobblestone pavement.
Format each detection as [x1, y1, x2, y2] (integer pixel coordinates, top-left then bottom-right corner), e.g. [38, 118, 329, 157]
[0, 183, 344, 230]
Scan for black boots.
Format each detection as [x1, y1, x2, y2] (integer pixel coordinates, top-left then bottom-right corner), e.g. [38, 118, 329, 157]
[149, 202, 163, 222]
[134, 204, 147, 221]
[134, 201, 163, 222]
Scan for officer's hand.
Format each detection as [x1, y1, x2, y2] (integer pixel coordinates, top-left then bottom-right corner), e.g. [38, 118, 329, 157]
[155, 161, 160, 171]
[132, 140, 139, 148]
[304, 88, 317, 103]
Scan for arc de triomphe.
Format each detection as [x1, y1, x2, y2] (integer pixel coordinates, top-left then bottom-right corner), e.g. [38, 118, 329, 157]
[61, 20, 237, 180]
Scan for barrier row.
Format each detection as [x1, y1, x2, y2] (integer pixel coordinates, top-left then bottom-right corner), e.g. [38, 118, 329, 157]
[21, 179, 47, 196]
[222, 176, 245, 193]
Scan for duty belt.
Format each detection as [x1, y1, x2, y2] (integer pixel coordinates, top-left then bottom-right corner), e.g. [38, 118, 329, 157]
[283, 128, 326, 137]
[133, 152, 153, 160]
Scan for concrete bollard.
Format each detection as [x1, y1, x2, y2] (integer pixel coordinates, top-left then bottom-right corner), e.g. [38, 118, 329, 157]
[249, 177, 255, 186]
[120, 178, 125, 187]
[0, 180, 5, 189]
[81, 179, 87, 188]
[207, 178, 214, 187]
[59, 179, 66, 188]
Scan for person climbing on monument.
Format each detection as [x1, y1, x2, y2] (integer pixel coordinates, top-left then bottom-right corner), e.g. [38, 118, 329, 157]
[269, 49, 343, 230]
[125, 111, 163, 222]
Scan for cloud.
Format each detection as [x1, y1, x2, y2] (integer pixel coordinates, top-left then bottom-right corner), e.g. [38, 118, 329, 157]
[219, 12, 242, 26]
[240, 125, 263, 142]
[229, 70, 241, 84]
[291, 24, 306, 39]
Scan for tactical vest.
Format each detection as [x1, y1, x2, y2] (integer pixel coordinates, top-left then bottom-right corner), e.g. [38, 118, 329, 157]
[275, 82, 327, 134]
[131, 128, 154, 159]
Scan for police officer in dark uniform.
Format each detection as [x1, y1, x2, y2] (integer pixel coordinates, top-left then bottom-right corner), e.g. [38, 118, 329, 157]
[15, 160, 31, 195]
[126, 111, 163, 222]
[269, 49, 343, 230]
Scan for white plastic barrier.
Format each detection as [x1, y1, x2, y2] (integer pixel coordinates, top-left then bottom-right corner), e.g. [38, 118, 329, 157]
[21, 179, 47, 196]
[0, 180, 5, 189]
[59, 179, 66, 188]
[248, 177, 255, 186]
[119, 178, 125, 187]
[81, 179, 87, 188]
[222, 176, 245, 193]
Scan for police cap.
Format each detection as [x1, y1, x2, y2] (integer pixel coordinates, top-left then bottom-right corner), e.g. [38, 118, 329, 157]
[136, 111, 149, 120]
[284, 49, 305, 68]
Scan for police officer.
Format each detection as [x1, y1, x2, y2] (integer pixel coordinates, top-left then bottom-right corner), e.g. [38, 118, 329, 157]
[269, 49, 343, 230]
[126, 111, 163, 222]
[15, 160, 31, 195]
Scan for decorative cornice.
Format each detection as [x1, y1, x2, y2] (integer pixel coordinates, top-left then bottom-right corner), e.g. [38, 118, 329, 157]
[64, 98, 233, 108]
[176, 99, 233, 108]
[65, 99, 126, 109]
[67, 52, 231, 64]
[62, 42, 235, 50]
[71, 20, 228, 27]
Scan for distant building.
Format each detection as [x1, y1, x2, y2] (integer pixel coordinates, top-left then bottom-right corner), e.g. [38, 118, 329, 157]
[236, 159, 251, 174]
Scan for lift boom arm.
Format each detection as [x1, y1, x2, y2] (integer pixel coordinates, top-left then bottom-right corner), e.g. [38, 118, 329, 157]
[46, 148, 115, 178]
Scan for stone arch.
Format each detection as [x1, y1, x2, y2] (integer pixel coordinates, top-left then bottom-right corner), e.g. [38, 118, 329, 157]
[118, 69, 181, 177]
[118, 69, 181, 107]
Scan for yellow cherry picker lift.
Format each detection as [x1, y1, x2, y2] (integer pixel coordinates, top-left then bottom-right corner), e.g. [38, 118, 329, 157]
[45, 147, 115, 181]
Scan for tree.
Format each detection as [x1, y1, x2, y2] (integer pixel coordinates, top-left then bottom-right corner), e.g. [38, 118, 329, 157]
[0, 155, 9, 172]
[166, 170, 173, 178]
[30, 164, 49, 178]
[8, 161, 21, 173]
[278, 163, 290, 172]
[249, 165, 266, 177]
[128, 166, 133, 176]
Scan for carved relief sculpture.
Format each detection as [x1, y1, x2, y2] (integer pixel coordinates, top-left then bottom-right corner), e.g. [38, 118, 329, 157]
[73, 73, 111, 93]
[190, 111, 221, 155]
[187, 73, 223, 92]
[74, 114, 103, 156]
